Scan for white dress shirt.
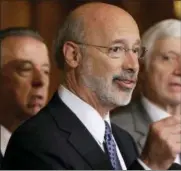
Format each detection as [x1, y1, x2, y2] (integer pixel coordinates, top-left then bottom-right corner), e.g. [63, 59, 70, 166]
[58, 86, 127, 169]
[0, 125, 11, 156]
[142, 96, 181, 164]
[58, 85, 150, 170]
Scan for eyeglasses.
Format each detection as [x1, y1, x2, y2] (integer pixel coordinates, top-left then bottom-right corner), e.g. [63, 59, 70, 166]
[74, 41, 147, 59]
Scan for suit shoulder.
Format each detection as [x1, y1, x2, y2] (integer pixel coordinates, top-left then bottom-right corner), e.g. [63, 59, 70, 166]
[112, 100, 136, 116]
[9, 106, 58, 149]
[111, 99, 142, 129]
[16, 106, 51, 134]
[111, 104, 134, 127]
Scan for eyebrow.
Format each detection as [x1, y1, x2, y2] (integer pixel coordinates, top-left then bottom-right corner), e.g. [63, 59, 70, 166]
[17, 60, 50, 68]
[165, 50, 180, 55]
[159, 50, 180, 57]
[42, 63, 50, 68]
[111, 39, 141, 46]
[134, 39, 141, 46]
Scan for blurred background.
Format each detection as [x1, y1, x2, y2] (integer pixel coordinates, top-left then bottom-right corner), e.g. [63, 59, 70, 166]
[0, 0, 180, 99]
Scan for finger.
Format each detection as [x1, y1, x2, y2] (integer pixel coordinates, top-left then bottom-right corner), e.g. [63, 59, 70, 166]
[169, 134, 181, 144]
[166, 135, 181, 154]
[170, 141, 181, 154]
[173, 113, 181, 121]
[163, 115, 180, 126]
[156, 127, 181, 144]
[167, 124, 181, 134]
[169, 143, 181, 156]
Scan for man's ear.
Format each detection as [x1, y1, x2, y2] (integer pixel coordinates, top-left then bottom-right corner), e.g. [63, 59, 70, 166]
[63, 41, 81, 68]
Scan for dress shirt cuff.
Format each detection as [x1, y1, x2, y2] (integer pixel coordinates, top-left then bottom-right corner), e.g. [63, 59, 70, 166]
[137, 158, 151, 170]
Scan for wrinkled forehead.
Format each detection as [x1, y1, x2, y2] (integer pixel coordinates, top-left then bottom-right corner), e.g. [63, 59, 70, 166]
[153, 37, 181, 54]
[1, 36, 49, 67]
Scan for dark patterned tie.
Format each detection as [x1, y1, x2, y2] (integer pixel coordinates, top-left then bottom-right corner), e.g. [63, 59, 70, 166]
[104, 121, 122, 170]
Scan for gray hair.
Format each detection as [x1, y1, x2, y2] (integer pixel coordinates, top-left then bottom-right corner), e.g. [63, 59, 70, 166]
[142, 19, 181, 69]
[0, 27, 44, 67]
[54, 14, 85, 70]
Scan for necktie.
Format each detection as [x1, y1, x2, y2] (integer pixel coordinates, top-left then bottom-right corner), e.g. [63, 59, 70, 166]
[104, 121, 122, 170]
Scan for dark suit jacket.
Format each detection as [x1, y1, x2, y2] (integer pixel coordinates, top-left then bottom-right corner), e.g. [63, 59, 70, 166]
[1, 93, 147, 169]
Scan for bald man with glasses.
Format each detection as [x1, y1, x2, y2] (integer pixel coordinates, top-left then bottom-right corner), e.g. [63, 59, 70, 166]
[2, 3, 181, 170]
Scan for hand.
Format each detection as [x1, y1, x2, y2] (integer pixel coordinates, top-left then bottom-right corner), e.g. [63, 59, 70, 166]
[140, 113, 181, 170]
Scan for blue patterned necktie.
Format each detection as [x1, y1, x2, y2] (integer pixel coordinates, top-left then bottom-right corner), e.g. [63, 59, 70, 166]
[104, 121, 122, 170]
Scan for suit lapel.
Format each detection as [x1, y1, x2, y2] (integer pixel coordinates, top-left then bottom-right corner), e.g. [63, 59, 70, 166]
[131, 99, 150, 150]
[68, 128, 112, 169]
[112, 124, 141, 168]
[48, 92, 113, 170]
[112, 125, 131, 167]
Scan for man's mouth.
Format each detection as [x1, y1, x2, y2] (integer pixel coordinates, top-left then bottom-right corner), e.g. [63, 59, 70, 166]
[28, 95, 44, 109]
[27, 102, 42, 110]
[113, 77, 136, 90]
[169, 82, 181, 92]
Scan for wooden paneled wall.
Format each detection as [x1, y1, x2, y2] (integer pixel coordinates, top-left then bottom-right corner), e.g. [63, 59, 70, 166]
[0, 0, 176, 99]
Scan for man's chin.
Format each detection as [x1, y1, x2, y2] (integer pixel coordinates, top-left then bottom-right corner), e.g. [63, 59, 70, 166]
[167, 98, 181, 106]
[114, 92, 132, 106]
[26, 107, 41, 116]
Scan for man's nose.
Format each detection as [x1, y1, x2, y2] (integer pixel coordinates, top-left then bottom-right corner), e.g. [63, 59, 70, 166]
[32, 70, 45, 88]
[173, 57, 181, 76]
[122, 52, 139, 74]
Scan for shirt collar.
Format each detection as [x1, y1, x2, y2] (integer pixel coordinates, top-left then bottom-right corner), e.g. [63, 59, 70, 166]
[141, 96, 170, 122]
[1, 125, 11, 155]
[58, 85, 110, 145]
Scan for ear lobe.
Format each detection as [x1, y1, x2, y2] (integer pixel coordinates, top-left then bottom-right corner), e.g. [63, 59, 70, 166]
[63, 42, 80, 68]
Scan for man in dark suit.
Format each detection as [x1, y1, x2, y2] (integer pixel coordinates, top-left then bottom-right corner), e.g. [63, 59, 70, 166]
[1, 2, 180, 170]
